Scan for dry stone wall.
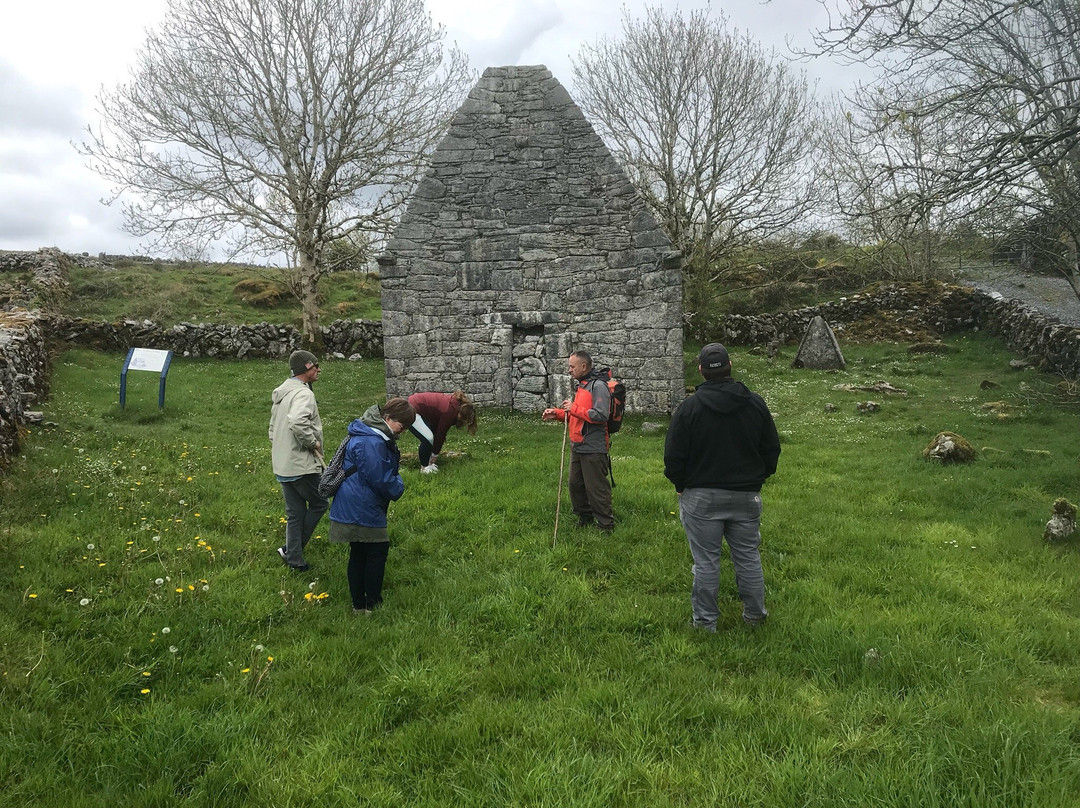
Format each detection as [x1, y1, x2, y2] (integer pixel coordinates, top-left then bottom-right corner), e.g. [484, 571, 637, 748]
[695, 281, 1080, 380]
[0, 312, 51, 470]
[46, 316, 382, 360]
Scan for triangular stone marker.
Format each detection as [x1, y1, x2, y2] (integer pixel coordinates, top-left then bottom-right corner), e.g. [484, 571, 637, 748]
[792, 315, 845, 370]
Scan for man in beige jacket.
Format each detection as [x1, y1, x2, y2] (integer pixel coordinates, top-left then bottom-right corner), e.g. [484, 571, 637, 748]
[269, 350, 328, 571]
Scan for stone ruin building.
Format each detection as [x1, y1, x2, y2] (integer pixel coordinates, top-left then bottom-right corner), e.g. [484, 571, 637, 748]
[379, 65, 684, 413]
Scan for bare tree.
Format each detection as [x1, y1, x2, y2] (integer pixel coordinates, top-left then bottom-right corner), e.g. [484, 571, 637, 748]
[79, 0, 472, 344]
[823, 92, 971, 281]
[572, 5, 822, 304]
[812, 0, 1080, 300]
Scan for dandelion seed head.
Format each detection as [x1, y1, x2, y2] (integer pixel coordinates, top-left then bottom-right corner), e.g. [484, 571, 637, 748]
[169, 646, 178, 653]
[161, 626, 171, 634]
[255, 644, 264, 652]
[202, 584, 209, 592]
[86, 543, 94, 550]
[79, 598, 90, 606]
[155, 578, 164, 585]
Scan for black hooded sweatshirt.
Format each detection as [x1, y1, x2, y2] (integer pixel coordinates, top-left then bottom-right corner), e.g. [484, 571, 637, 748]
[663, 377, 781, 493]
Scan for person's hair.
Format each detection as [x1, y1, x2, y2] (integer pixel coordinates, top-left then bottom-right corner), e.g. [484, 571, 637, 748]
[570, 350, 592, 370]
[700, 362, 732, 381]
[382, 397, 416, 427]
[451, 390, 478, 434]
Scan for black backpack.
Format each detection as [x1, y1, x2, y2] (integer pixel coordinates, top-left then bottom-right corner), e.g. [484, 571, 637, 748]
[317, 436, 356, 498]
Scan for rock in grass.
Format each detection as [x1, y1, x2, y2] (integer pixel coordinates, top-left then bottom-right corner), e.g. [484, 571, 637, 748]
[1044, 498, 1077, 543]
[923, 431, 976, 464]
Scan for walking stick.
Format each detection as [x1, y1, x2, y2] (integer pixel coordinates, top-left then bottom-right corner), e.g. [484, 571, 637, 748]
[553, 413, 569, 548]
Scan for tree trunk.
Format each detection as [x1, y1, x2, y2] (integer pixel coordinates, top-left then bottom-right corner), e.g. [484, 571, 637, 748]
[298, 250, 322, 349]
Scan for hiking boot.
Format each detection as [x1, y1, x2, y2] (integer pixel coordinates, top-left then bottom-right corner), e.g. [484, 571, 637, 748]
[576, 517, 594, 528]
[597, 524, 614, 533]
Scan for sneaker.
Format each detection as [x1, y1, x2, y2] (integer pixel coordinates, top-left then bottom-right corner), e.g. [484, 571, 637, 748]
[688, 619, 718, 633]
[352, 607, 372, 615]
[597, 524, 614, 533]
[289, 562, 311, 572]
[277, 546, 287, 563]
[420, 464, 439, 474]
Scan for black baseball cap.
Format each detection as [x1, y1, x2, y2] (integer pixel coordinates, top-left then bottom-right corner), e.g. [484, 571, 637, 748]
[698, 343, 731, 370]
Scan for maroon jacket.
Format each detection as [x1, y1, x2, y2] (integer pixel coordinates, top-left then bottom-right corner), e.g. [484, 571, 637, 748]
[407, 393, 461, 454]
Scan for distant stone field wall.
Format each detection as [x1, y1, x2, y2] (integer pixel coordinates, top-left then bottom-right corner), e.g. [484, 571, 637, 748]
[45, 316, 382, 360]
[693, 281, 1080, 380]
[2, 250, 1079, 471]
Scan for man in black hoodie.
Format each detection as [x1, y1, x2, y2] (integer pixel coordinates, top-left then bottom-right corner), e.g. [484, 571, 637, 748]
[664, 343, 781, 631]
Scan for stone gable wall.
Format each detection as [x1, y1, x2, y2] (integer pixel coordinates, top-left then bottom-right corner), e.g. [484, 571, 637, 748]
[381, 66, 685, 414]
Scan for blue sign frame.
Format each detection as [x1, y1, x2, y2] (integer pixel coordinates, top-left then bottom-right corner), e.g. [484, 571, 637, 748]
[120, 348, 174, 409]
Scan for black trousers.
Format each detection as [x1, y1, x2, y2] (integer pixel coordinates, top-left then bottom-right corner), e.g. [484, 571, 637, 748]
[347, 541, 389, 610]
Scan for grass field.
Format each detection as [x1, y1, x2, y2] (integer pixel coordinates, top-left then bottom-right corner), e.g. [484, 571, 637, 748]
[67, 263, 382, 327]
[2, 335, 1080, 806]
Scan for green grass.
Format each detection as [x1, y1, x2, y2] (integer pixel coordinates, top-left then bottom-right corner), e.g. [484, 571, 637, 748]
[2, 335, 1080, 806]
[68, 263, 382, 326]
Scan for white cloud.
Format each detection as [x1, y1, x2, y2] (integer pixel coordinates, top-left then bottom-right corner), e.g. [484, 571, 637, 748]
[0, 0, 849, 257]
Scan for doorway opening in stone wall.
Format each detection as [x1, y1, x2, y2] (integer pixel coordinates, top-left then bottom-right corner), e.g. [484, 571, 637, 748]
[511, 325, 548, 412]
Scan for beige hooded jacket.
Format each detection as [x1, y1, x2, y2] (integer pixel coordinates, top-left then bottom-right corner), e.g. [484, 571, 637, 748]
[269, 377, 325, 477]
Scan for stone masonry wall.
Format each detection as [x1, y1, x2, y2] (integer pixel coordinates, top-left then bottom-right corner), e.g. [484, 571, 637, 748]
[381, 66, 685, 414]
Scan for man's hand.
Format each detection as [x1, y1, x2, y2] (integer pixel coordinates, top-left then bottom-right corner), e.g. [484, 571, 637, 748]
[541, 408, 563, 421]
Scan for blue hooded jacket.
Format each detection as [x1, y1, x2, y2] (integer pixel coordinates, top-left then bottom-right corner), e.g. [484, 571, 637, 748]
[328, 405, 404, 527]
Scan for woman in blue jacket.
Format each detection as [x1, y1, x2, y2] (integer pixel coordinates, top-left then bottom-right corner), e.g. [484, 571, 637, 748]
[328, 397, 415, 613]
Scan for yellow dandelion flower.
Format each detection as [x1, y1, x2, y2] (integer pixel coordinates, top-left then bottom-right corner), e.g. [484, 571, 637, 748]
[140, 688, 150, 694]
[241, 668, 251, 674]
[187, 585, 194, 591]
[141, 671, 151, 677]
[28, 594, 38, 599]
[267, 656, 274, 662]
[175, 588, 184, 593]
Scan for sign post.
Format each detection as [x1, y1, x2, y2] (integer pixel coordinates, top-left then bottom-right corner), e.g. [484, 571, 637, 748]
[120, 348, 174, 409]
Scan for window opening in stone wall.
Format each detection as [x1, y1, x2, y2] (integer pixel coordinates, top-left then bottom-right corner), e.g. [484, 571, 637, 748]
[511, 326, 547, 412]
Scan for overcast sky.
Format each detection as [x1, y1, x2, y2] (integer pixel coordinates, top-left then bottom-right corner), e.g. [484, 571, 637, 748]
[0, 0, 844, 258]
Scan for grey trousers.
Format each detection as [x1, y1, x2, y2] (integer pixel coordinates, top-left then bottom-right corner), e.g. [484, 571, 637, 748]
[280, 473, 329, 566]
[679, 487, 767, 628]
[569, 451, 614, 529]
